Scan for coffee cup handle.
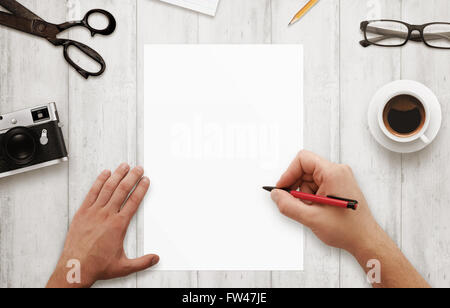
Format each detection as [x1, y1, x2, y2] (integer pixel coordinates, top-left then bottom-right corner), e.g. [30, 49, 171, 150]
[421, 134, 430, 144]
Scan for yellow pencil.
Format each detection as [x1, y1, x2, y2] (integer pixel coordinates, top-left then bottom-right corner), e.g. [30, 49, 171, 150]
[289, 0, 319, 26]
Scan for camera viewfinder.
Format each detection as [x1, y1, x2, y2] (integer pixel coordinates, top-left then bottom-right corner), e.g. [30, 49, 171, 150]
[32, 107, 50, 123]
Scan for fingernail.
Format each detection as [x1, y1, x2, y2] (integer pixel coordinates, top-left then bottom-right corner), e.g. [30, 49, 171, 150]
[151, 256, 160, 266]
[120, 163, 129, 171]
[135, 166, 144, 173]
[102, 169, 111, 175]
[142, 177, 150, 184]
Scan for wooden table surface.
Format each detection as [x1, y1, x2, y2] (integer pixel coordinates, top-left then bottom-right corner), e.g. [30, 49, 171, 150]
[1, 0, 449, 288]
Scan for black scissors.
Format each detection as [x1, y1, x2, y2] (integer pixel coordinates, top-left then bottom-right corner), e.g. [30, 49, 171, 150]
[0, 0, 116, 79]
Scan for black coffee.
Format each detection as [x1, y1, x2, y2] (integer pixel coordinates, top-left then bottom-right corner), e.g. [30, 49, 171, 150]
[383, 95, 426, 137]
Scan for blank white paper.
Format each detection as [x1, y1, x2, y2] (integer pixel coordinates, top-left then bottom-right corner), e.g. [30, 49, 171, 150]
[144, 45, 304, 270]
[159, 0, 220, 16]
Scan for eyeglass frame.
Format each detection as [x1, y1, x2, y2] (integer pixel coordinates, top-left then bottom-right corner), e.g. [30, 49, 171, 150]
[360, 19, 450, 49]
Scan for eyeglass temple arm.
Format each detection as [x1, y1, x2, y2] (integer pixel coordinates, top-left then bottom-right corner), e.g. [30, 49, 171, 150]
[365, 26, 450, 43]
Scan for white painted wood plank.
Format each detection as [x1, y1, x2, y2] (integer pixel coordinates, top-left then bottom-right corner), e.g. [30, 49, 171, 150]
[4, 0, 449, 289]
[270, 0, 340, 288]
[195, 0, 272, 288]
[0, 0, 69, 287]
[67, 0, 137, 288]
[136, 0, 198, 288]
[401, 0, 450, 288]
[197, 0, 271, 43]
[340, 0, 402, 288]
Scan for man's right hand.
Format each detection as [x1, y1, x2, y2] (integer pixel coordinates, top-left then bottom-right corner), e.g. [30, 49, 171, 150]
[271, 150, 382, 255]
[271, 150, 430, 288]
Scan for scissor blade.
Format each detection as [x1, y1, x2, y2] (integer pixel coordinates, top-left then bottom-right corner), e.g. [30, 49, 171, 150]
[0, 11, 48, 38]
[0, 0, 43, 21]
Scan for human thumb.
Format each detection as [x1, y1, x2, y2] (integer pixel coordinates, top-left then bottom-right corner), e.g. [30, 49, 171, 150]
[271, 189, 314, 226]
[123, 254, 160, 275]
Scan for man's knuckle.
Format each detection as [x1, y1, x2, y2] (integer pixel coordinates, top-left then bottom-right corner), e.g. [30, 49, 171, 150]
[128, 194, 141, 205]
[324, 167, 337, 179]
[298, 149, 307, 156]
[117, 182, 130, 194]
[95, 208, 110, 220]
[104, 181, 116, 192]
[114, 214, 128, 225]
[117, 214, 131, 228]
[298, 149, 310, 159]
[341, 164, 352, 172]
[116, 212, 128, 221]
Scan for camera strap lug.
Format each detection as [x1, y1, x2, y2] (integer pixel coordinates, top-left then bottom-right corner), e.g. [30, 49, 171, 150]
[40, 129, 49, 146]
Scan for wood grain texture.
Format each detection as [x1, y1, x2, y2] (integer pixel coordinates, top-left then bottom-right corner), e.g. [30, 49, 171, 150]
[198, 0, 271, 44]
[340, 0, 403, 288]
[67, 0, 137, 288]
[271, 0, 340, 288]
[0, 0, 69, 288]
[400, 0, 450, 288]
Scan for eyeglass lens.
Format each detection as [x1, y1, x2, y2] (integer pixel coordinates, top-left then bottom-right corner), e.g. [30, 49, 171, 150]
[365, 21, 409, 46]
[423, 23, 450, 48]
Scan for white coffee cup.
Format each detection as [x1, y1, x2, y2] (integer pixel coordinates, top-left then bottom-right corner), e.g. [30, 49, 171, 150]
[378, 91, 431, 144]
[368, 80, 442, 154]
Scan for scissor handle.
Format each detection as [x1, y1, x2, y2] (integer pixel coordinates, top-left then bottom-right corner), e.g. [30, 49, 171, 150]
[49, 39, 106, 79]
[58, 9, 116, 37]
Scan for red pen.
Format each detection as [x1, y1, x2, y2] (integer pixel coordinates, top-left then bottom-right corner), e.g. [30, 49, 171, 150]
[263, 187, 358, 210]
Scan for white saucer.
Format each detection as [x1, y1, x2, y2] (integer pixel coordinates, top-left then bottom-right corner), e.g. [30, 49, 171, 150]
[368, 80, 442, 154]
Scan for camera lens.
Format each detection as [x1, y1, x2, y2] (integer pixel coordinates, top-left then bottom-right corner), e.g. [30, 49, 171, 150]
[3, 127, 36, 165]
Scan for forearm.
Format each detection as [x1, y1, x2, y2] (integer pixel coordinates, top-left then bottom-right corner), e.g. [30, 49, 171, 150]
[350, 225, 430, 288]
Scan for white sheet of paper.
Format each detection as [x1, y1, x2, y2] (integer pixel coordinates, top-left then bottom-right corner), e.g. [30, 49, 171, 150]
[159, 0, 220, 16]
[144, 45, 304, 270]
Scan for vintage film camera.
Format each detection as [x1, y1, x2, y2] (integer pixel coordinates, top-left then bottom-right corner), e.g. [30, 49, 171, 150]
[0, 103, 68, 178]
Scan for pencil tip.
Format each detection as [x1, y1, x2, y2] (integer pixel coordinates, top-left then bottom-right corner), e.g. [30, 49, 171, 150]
[288, 16, 299, 26]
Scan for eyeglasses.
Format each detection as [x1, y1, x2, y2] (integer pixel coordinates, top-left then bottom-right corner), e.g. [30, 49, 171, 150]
[360, 20, 450, 49]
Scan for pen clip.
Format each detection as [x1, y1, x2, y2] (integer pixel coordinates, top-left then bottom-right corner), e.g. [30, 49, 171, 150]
[327, 195, 359, 210]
